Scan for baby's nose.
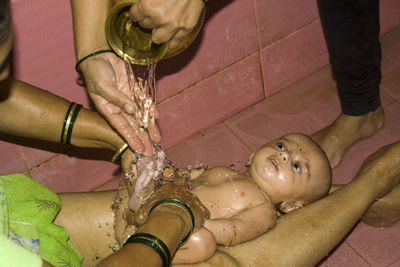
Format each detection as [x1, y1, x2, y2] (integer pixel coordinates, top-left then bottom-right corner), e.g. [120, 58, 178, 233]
[278, 151, 289, 163]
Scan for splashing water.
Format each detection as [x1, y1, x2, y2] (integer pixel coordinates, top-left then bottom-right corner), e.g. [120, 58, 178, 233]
[128, 146, 167, 211]
[124, 61, 165, 211]
[125, 61, 156, 130]
[123, 61, 210, 212]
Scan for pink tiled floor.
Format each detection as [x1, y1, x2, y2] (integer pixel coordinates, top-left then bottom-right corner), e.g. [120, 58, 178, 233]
[160, 26, 400, 266]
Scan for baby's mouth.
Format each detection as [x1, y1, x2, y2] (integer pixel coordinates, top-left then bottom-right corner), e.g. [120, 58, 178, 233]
[268, 157, 279, 171]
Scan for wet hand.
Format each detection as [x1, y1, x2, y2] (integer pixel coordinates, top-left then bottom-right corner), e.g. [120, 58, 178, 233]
[79, 52, 161, 156]
[129, 0, 205, 49]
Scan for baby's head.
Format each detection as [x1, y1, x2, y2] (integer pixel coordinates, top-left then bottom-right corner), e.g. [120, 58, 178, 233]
[247, 133, 332, 213]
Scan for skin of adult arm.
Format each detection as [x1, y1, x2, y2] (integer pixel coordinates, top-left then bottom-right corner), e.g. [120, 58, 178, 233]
[70, 0, 161, 156]
[97, 205, 193, 267]
[0, 77, 133, 172]
[129, 0, 205, 49]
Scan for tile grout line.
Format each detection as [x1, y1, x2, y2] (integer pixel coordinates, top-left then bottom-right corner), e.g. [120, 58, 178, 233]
[221, 120, 256, 153]
[158, 51, 260, 105]
[252, 0, 267, 99]
[344, 240, 374, 267]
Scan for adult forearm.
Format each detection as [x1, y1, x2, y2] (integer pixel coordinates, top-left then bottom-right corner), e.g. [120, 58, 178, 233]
[0, 78, 123, 150]
[98, 205, 192, 267]
[70, 0, 110, 59]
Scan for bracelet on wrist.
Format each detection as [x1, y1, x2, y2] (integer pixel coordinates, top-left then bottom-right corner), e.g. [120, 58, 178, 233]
[75, 49, 115, 73]
[149, 198, 195, 246]
[111, 143, 129, 162]
[124, 233, 170, 267]
[60, 102, 83, 144]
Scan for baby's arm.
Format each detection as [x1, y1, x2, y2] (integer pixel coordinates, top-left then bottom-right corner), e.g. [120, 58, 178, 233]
[173, 227, 217, 264]
[204, 201, 277, 246]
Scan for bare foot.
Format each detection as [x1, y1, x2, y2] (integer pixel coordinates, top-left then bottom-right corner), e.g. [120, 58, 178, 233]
[312, 107, 385, 168]
[363, 184, 400, 227]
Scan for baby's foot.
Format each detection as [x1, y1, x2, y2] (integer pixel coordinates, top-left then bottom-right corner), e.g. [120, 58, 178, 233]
[312, 107, 385, 168]
[362, 184, 400, 227]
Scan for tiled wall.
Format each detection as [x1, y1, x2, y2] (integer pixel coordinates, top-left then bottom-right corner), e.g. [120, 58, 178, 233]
[2, 0, 400, 192]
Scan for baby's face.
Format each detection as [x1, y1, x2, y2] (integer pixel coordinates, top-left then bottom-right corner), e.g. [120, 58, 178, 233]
[248, 133, 331, 207]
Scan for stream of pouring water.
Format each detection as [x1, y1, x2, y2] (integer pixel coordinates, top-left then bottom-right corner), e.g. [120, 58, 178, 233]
[123, 61, 168, 211]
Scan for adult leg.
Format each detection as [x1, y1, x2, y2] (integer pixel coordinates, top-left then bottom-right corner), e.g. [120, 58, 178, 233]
[363, 184, 400, 227]
[176, 140, 400, 266]
[312, 0, 384, 167]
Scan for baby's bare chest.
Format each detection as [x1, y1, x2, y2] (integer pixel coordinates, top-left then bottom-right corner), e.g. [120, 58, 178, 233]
[192, 171, 266, 219]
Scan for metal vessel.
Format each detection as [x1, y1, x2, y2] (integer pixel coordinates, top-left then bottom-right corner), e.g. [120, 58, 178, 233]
[105, 0, 205, 65]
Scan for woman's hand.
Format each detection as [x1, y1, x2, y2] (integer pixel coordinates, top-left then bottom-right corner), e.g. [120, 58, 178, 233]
[79, 52, 161, 156]
[129, 0, 205, 49]
[121, 148, 135, 174]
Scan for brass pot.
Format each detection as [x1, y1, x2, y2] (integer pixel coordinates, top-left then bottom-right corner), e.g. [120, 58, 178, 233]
[105, 0, 205, 65]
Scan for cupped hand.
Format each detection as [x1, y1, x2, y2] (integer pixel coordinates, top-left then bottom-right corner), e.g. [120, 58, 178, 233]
[79, 52, 161, 156]
[129, 0, 205, 49]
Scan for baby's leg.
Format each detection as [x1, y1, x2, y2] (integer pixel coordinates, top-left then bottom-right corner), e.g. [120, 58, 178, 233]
[54, 183, 137, 267]
[54, 191, 118, 267]
[173, 227, 216, 264]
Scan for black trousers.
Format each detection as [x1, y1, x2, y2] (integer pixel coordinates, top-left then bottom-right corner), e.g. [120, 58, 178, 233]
[317, 0, 381, 116]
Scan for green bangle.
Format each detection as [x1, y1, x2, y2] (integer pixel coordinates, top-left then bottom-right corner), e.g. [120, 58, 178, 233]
[60, 103, 82, 144]
[124, 233, 170, 267]
[75, 49, 115, 73]
[66, 104, 82, 144]
[149, 198, 195, 246]
[60, 102, 75, 143]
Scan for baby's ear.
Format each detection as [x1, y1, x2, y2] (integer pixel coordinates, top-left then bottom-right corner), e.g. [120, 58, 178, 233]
[279, 201, 303, 214]
[245, 153, 255, 167]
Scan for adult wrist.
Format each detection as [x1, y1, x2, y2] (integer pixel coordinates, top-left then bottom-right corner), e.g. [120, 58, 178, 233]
[140, 204, 192, 247]
[68, 108, 123, 150]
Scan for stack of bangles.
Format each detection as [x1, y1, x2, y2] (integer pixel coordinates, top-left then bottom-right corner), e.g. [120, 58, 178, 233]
[124, 198, 195, 267]
[60, 102, 83, 144]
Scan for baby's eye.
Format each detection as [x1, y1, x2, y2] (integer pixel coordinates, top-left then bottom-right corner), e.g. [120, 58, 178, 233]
[276, 143, 284, 150]
[293, 163, 302, 173]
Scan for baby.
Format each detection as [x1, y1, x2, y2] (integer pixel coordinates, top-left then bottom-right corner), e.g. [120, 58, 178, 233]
[114, 132, 332, 264]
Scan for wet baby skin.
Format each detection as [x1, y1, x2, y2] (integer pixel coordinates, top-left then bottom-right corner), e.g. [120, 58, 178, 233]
[174, 133, 332, 264]
[59, 133, 331, 266]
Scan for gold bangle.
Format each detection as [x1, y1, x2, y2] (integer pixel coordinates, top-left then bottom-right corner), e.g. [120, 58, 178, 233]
[60, 103, 83, 144]
[111, 143, 129, 162]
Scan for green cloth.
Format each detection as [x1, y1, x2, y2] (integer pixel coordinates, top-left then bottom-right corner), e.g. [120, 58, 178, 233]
[0, 235, 42, 267]
[0, 174, 83, 267]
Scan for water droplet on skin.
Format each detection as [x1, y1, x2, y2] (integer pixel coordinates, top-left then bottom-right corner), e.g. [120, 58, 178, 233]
[107, 232, 111, 236]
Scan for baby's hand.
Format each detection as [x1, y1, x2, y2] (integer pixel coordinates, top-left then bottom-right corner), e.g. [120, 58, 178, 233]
[189, 167, 206, 180]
